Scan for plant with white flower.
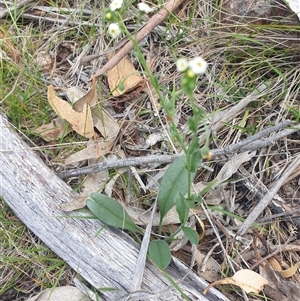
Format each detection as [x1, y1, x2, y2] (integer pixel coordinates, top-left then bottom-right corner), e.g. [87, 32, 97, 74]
[176, 58, 188, 72]
[188, 57, 207, 75]
[108, 23, 121, 39]
[137, 2, 154, 14]
[109, 0, 123, 11]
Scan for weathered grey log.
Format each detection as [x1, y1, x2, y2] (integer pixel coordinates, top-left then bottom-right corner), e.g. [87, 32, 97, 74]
[0, 113, 230, 301]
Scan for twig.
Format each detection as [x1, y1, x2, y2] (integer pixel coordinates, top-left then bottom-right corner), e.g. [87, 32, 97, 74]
[57, 122, 300, 179]
[58, 154, 180, 179]
[91, 0, 186, 80]
[0, 0, 33, 19]
[211, 120, 294, 157]
[237, 154, 300, 236]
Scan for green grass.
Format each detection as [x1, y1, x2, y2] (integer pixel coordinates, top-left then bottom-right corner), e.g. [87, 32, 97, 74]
[0, 199, 73, 298]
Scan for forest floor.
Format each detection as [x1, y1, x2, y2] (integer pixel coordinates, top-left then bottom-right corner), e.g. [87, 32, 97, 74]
[1, 0, 300, 300]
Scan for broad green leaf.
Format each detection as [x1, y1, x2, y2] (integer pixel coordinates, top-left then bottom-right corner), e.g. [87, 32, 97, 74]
[182, 226, 199, 245]
[87, 192, 139, 231]
[175, 192, 188, 225]
[148, 240, 171, 270]
[158, 156, 192, 224]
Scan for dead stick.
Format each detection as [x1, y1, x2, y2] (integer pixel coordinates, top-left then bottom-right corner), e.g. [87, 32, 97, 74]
[57, 122, 300, 179]
[92, 0, 185, 80]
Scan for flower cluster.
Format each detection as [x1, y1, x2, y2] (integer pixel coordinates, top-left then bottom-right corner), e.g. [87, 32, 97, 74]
[106, 1, 155, 39]
[106, 0, 123, 38]
[176, 57, 208, 76]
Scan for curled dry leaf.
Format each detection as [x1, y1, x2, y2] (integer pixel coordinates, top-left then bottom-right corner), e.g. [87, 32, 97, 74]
[268, 257, 300, 278]
[93, 108, 120, 139]
[107, 53, 143, 96]
[47, 85, 94, 138]
[203, 269, 269, 295]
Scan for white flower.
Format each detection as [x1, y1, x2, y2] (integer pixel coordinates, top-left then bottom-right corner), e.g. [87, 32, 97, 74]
[109, 0, 123, 11]
[176, 58, 188, 72]
[137, 2, 154, 14]
[108, 23, 121, 39]
[188, 57, 208, 75]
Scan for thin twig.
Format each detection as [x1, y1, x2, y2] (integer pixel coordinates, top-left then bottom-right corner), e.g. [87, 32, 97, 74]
[211, 120, 293, 156]
[237, 154, 300, 236]
[92, 0, 186, 80]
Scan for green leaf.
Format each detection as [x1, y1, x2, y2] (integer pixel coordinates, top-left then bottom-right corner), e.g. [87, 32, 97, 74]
[189, 148, 202, 172]
[158, 156, 191, 224]
[87, 193, 139, 231]
[187, 117, 197, 132]
[175, 192, 188, 225]
[182, 226, 199, 245]
[148, 240, 171, 270]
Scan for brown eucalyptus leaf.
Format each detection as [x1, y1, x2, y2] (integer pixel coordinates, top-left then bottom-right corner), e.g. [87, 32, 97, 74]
[64, 138, 115, 164]
[107, 53, 143, 96]
[34, 117, 71, 142]
[203, 269, 269, 294]
[47, 85, 94, 138]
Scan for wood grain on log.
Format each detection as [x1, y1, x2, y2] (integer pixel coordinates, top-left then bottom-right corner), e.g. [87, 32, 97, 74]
[0, 113, 229, 301]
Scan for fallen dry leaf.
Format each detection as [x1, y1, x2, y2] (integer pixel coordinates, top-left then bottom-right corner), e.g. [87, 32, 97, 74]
[92, 108, 120, 139]
[47, 85, 94, 138]
[107, 53, 143, 96]
[65, 86, 86, 104]
[203, 269, 269, 295]
[64, 138, 115, 164]
[60, 168, 109, 211]
[213, 151, 256, 188]
[195, 249, 221, 283]
[268, 257, 300, 278]
[34, 117, 71, 142]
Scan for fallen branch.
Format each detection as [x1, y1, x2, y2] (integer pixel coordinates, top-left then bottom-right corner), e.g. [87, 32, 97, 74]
[58, 121, 300, 179]
[0, 113, 230, 301]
